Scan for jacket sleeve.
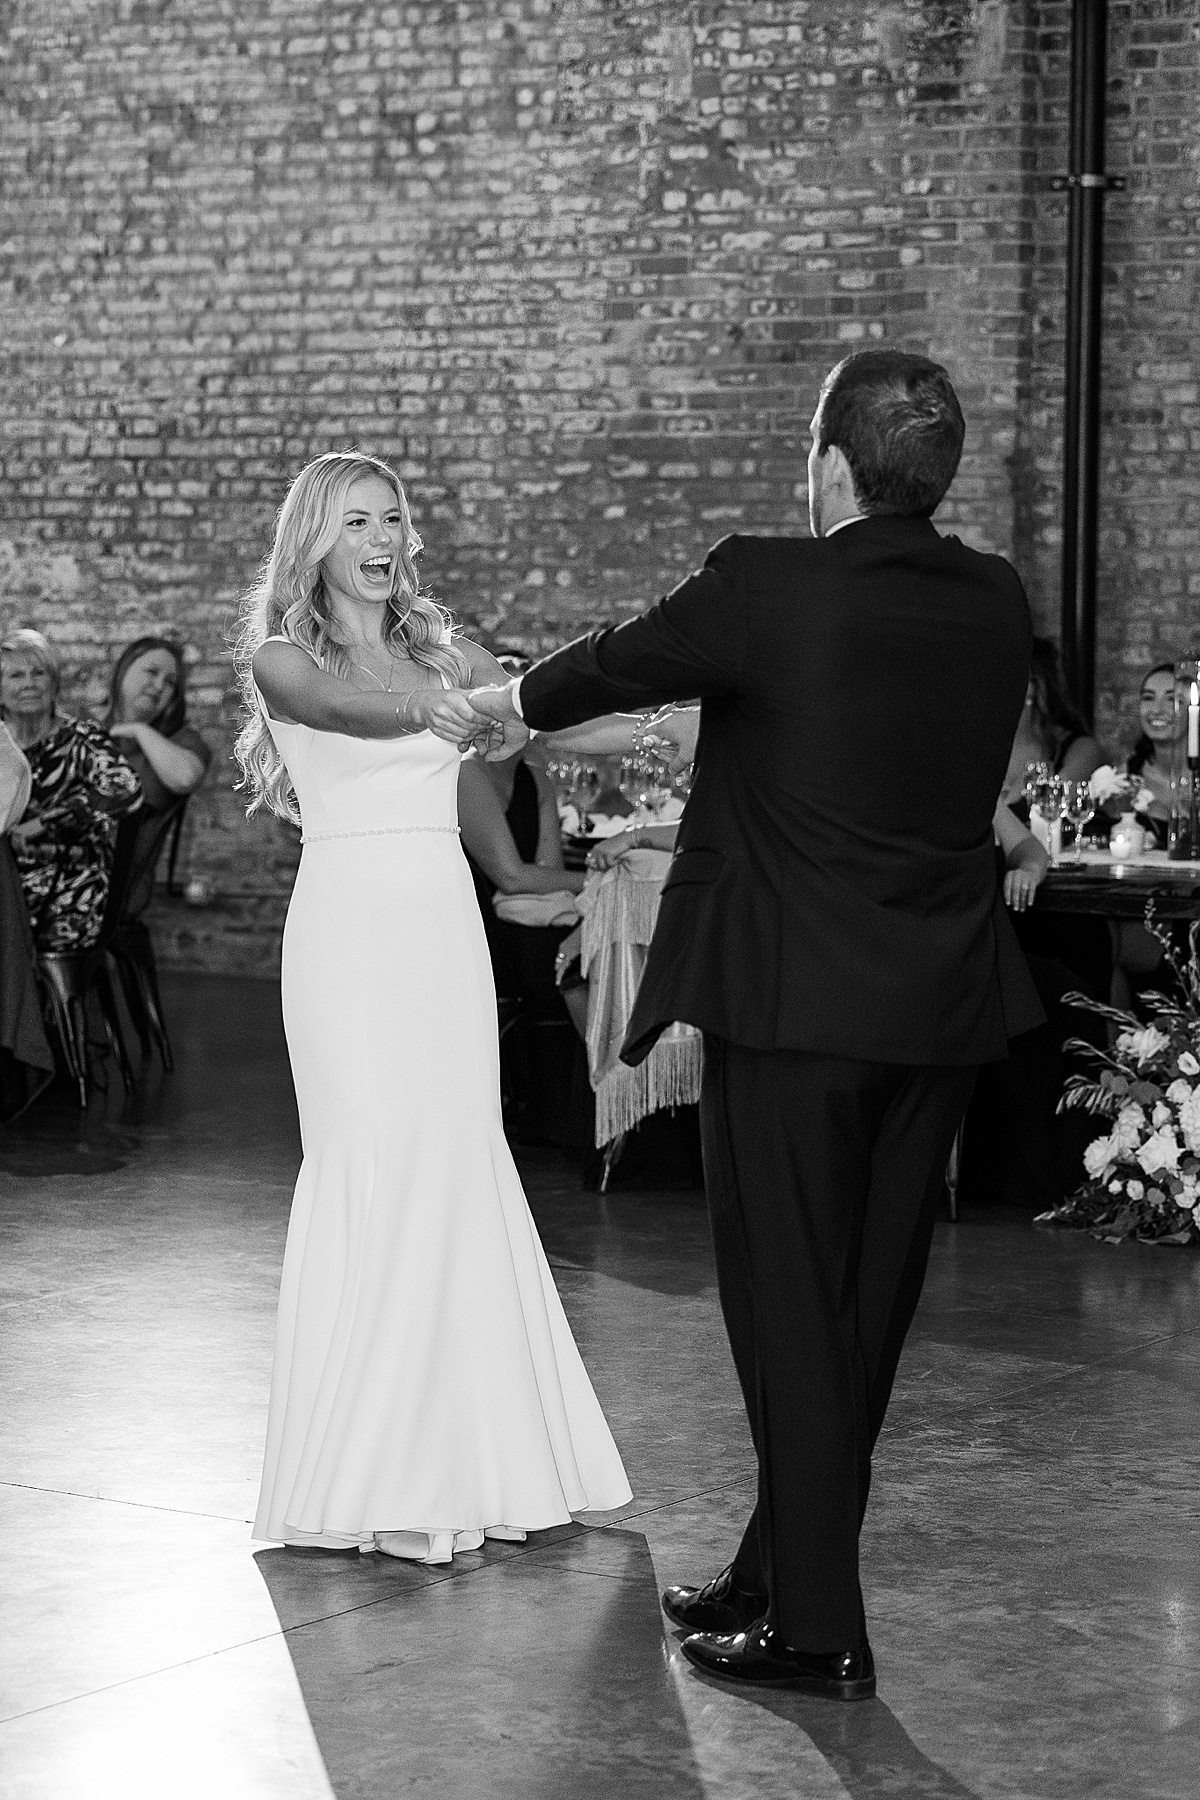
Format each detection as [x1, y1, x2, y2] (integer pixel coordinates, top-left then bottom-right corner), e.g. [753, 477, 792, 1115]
[519, 536, 749, 732]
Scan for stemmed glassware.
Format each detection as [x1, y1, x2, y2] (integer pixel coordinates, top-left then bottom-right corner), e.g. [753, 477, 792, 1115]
[568, 762, 601, 834]
[1059, 779, 1096, 863]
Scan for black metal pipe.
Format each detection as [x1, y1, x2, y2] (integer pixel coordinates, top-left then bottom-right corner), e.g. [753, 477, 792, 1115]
[1059, 0, 1110, 726]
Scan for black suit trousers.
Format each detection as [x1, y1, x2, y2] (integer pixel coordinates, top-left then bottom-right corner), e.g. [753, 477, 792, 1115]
[699, 1036, 976, 1651]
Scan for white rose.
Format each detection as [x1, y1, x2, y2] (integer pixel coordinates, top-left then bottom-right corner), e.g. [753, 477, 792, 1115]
[1088, 764, 1122, 802]
[1179, 1051, 1200, 1077]
[1192, 1201, 1200, 1225]
[1182, 1174, 1200, 1204]
[1137, 1131, 1181, 1176]
[1178, 1090, 1200, 1155]
[1108, 1180, 1124, 1194]
[1126, 1179, 1145, 1201]
[1122, 1026, 1170, 1067]
[1152, 1101, 1172, 1128]
[1134, 785, 1155, 813]
[1083, 1135, 1115, 1180]
[1112, 1104, 1146, 1151]
[1166, 1079, 1192, 1105]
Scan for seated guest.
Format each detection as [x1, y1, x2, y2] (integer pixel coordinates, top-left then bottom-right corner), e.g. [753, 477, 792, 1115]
[0, 718, 54, 1119]
[960, 807, 1106, 1209]
[1124, 660, 1178, 848]
[997, 638, 1110, 998]
[103, 636, 211, 810]
[458, 754, 587, 1033]
[0, 628, 142, 952]
[999, 635, 1104, 805]
[1109, 661, 1180, 1006]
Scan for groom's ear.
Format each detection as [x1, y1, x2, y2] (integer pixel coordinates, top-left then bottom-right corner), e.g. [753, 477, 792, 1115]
[824, 443, 859, 503]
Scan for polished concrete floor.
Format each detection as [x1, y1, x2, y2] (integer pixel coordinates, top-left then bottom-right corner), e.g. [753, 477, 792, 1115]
[1, 974, 1198, 1799]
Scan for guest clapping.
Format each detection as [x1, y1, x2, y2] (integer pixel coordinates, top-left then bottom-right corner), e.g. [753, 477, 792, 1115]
[999, 636, 1103, 803]
[0, 628, 141, 951]
[103, 637, 211, 810]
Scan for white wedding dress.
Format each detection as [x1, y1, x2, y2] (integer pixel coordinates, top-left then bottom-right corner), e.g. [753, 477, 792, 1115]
[252, 671, 631, 1552]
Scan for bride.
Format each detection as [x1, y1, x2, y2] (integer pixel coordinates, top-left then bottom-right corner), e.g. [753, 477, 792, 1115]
[234, 451, 631, 1563]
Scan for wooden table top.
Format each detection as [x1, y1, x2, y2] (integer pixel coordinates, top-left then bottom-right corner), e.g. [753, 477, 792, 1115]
[1039, 849, 1200, 917]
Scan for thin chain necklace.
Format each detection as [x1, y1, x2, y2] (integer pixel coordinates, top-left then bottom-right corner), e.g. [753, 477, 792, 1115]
[349, 647, 400, 693]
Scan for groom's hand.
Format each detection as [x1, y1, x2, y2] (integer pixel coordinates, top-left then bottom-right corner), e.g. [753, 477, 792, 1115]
[466, 683, 529, 761]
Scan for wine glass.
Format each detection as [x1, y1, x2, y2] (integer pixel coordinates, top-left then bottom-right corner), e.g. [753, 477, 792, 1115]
[617, 755, 644, 819]
[1033, 774, 1066, 859]
[569, 762, 601, 834]
[1060, 779, 1096, 863]
[1022, 760, 1052, 810]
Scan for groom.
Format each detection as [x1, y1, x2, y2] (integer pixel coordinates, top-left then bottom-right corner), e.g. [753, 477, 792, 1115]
[468, 349, 1043, 1698]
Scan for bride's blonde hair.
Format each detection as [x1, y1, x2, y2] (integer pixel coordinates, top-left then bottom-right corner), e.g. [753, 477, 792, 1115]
[233, 452, 469, 824]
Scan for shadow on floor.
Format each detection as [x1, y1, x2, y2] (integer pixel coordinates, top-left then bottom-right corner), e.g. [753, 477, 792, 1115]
[256, 1528, 709, 1799]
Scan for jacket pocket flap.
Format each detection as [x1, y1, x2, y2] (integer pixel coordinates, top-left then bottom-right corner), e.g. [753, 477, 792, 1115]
[662, 847, 726, 891]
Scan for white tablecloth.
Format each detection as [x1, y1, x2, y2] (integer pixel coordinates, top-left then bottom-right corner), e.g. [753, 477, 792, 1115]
[577, 849, 702, 1147]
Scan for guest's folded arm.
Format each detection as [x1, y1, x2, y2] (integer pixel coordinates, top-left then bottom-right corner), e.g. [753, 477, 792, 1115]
[458, 759, 585, 897]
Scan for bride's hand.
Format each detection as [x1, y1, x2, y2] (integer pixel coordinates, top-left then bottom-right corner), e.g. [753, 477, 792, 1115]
[401, 687, 488, 748]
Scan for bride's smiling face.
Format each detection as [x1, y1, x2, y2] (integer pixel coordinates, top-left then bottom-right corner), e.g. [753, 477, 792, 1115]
[320, 476, 406, 609]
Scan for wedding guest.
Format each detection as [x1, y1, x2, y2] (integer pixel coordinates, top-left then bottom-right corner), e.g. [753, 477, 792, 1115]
[1107, 660, 1180, 1006]
[999, 636, 1104, 805]
[0, 628, 142, 951]
[1124, 660, 1178, 847]
[458, 754, 587, 1032]
[961, 807, 1105, 1209]
[0, 717, 53, 1120]
[103, 636, 211, 811]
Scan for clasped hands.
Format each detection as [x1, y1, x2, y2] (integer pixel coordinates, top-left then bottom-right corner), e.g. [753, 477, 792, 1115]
[408, 682, 528, 759]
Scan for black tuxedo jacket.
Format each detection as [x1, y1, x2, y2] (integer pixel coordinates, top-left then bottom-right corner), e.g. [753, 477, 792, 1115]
[520, 518, 1044, 1067]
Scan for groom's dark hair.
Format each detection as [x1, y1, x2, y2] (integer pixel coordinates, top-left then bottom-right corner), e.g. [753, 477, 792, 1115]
[817, 350, 965, 517]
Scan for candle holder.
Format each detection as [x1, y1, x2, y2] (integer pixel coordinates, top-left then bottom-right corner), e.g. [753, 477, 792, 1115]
[1168, 658, 1200, 861]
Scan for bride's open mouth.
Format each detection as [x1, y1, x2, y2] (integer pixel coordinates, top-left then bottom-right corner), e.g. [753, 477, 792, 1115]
[359, 555, 393, 586]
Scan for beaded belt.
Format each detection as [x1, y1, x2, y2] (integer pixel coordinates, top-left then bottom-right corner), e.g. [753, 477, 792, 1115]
[301, 825, 461, 844]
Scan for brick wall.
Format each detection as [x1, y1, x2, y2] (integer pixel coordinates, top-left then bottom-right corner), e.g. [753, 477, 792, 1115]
[1, 1, 1196, 973]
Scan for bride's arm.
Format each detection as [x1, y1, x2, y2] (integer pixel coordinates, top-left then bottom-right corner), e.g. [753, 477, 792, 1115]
[252, 640, 482, 744]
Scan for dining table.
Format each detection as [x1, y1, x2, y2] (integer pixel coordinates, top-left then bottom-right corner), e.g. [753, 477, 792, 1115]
[1037, 847, 1200, 919]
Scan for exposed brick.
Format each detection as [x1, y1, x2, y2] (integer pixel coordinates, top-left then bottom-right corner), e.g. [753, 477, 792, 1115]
[1, 1, 1196, 972]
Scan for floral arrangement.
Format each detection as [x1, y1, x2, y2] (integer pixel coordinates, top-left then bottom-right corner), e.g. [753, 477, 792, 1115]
[1087, 763, 1154, 815]
[1036, 914, 1194, 1238]
[1038, 913, 1200, 1245]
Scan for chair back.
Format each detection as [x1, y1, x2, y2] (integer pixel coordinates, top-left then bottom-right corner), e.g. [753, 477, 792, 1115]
[97, 796, 189, 945]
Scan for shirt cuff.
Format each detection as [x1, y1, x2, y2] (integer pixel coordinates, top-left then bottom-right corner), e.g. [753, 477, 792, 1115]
[510, 677, 525, 720]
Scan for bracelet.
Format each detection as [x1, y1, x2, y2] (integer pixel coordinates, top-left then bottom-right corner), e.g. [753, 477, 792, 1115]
[396, 691, 418, 733]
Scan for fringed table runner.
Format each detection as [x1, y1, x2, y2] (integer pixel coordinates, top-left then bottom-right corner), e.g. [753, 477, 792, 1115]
[578, 848, 702, 1147]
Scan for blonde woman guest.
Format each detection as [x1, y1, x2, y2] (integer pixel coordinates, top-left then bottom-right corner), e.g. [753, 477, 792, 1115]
[0, 628, 141, 951]
[235, 451, 629, 1563]
[104, 637, 211, 811]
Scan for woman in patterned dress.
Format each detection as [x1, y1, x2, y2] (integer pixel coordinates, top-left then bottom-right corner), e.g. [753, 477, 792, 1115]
[0, 628, 142, 952]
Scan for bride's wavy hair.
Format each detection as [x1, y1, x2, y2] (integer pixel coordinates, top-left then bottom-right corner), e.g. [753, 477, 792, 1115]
[233, 452, 469, 824]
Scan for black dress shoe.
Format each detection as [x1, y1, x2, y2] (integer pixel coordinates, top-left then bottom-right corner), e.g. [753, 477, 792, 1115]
[681, 1620, 876, 1700]
[661, 1562, 769, 1634]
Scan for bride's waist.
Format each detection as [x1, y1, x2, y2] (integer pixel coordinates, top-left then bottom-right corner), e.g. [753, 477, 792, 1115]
[300, 823, 460, 845]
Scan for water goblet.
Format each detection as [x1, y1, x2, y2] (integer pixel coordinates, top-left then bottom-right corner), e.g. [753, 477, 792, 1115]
[1060, 779, 1096, 864]
[569, 762, 602, 834]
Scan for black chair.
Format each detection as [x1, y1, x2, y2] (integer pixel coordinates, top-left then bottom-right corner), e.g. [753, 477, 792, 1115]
[104, 798, 189, 1072]
[37, 798, 188, 1105]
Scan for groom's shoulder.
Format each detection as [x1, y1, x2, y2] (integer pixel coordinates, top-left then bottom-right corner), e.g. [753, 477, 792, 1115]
[933, 528, 1031, 609]
[702, 531, 814, 577]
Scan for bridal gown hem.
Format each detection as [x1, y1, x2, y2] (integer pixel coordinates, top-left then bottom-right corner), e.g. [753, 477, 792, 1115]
[251, 671, 631, 1550]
